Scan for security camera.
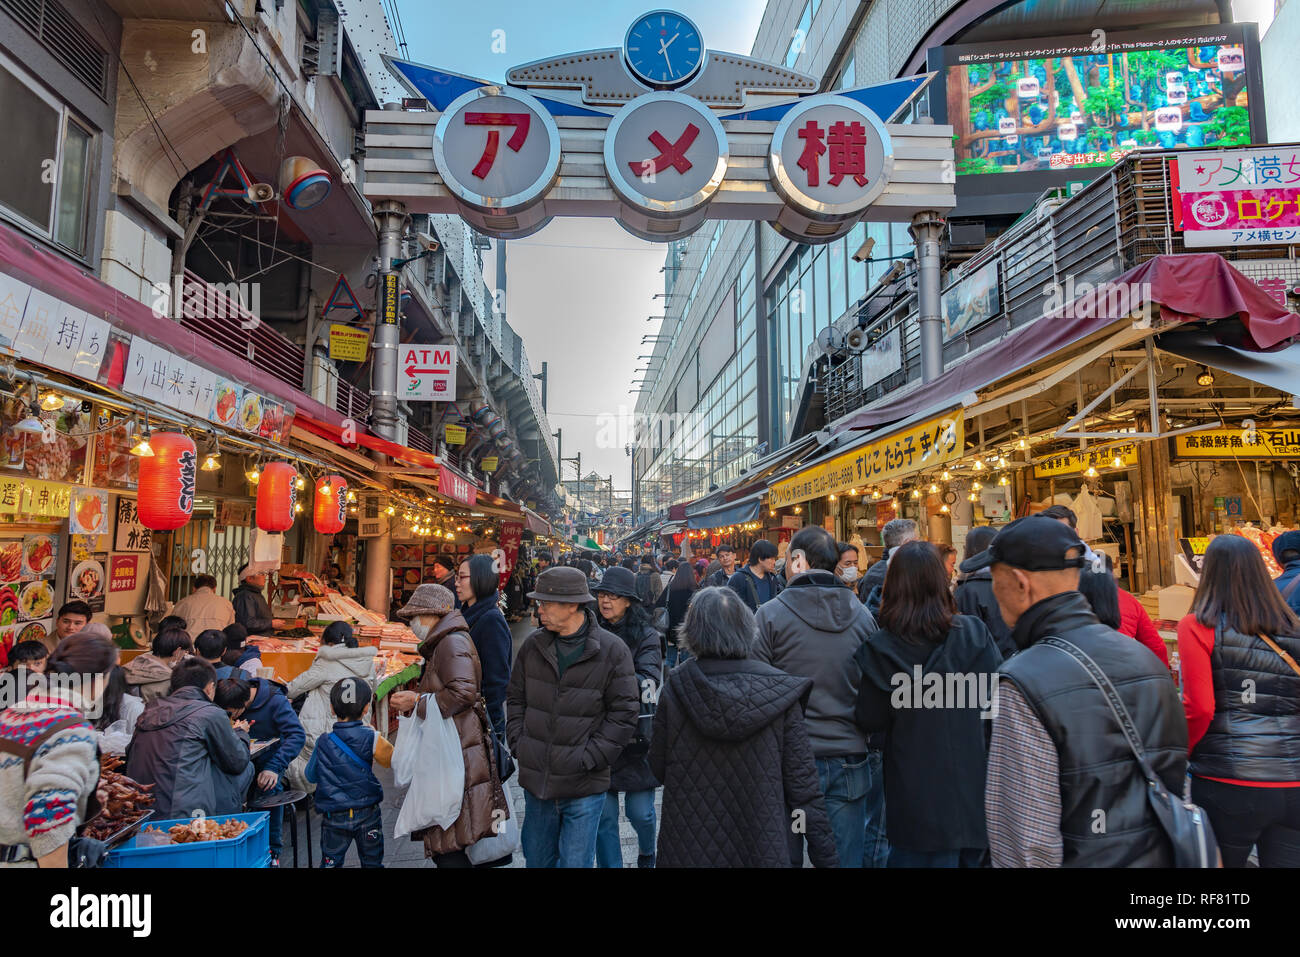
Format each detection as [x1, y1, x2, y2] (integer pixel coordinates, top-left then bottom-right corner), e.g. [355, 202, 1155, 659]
[852, 237, 876, 263]
[416, 231, 439, 252]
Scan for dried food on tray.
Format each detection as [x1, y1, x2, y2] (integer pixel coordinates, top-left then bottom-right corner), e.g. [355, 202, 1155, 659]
[81, 754, 157, 842]
[144, 818, 250, 844]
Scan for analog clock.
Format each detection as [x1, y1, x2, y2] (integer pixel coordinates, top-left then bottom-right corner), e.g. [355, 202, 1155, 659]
[624, 11, 704, 88]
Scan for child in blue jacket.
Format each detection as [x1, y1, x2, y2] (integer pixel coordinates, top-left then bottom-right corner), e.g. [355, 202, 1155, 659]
[242, 674, 306, 866]
[305, 677, 393, 867]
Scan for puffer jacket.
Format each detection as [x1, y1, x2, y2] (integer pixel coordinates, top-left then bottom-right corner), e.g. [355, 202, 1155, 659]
[955, 568, 1018, 659]
[232, 582, 273, 634]
[599, 607, 663, 794]
[125, 686, 255, 818]
[506, 608, 639, 800]
[1276, 560, 1300, 616]
[411, 610, 509, 857]
[283, 643, 376, 792]
[123, 653, 173, 704]
[753, 570, 878, 757]
[650, 657, 838, 868]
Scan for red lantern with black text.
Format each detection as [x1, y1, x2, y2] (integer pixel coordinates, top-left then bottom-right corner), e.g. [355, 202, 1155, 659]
[257, 462, 298, 531]
[137, 432, 197, 530]
[313, 476, 348, 534]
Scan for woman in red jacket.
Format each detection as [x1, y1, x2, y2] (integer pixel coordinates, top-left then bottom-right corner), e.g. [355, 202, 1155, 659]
[1177, 534, 1300, 867]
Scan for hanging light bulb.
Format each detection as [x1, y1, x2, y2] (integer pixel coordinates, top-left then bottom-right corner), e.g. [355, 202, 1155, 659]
[769, 509, 776, 517]
[850, 488, 858, 496]
[201, 449, 221, 471]
[973, 458, 985, 471]
[346, 490, 357, 503]
[910, 488, 920, 499]
[871, 489, 881, 500]
[940, 503, 950, 514]
[318, 481, 333, 497]
[941, 470, 951, 481]
[294, 501, 304, 513]
[998, 474, 1010, 486]
[967, 491, 978, 502]
[892, 500, 901, 510]
[829, 493, 837, 502]
[793, 506, 802, 514]
[1085, 465, 1098, 477]
[386, 505, 395, 516]
[1111, 455, 1124, 469]
[929, 483, 939, 494]
[1017, 436, 1028, 450]
[39, 391, 65, 412]
[997, 455, 1009, 468]
[972, 480, 983, 491]
[246, 464, 260, 483]
[129, 432, 155, 457]
[13, 407, 44, 435]
[295, 474, 306, 490]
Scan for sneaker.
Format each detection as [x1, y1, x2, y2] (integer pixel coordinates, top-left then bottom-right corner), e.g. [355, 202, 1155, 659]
[270, 855, 280, 868]
[637, 853, 655, 868]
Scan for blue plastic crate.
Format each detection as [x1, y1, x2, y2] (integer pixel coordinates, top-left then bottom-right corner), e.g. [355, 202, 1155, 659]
[104, 812, 269, 868]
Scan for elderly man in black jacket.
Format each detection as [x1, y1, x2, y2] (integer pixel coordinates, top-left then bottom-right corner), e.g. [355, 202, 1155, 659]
[232, 565, 274, 635]
[126, 658, 255, 819]
[955, 525, 1018, 659]
[507, 566, 638, 868]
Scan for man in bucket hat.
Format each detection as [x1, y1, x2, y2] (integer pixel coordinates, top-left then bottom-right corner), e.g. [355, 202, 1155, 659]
[506, 566, 638, 867]
[976, 516, 1185, 868]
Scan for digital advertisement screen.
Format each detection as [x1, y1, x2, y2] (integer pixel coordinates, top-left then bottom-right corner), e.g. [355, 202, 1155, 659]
[927, 24, 1266, 212]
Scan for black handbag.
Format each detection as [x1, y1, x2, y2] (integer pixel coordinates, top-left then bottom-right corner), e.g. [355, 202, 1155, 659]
[479, 699, 515, 782]
[1042, 637, 1220, 868]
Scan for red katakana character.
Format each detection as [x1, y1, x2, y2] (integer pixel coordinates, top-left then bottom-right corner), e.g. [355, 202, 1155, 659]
[628, 123, 699, 177]
[463, 112, 532, 179]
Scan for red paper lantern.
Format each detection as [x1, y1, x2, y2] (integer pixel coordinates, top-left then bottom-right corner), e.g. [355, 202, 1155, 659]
[137, 432, 196, 530]
[313, 475, 348, 534]
[257, 462, 298, 531]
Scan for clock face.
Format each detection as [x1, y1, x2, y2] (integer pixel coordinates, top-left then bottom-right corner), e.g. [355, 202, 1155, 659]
[624, 11, 704, 88]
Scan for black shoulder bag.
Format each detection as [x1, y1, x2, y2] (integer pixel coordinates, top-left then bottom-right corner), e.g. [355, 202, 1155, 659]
[1042, 636, 1220, 868]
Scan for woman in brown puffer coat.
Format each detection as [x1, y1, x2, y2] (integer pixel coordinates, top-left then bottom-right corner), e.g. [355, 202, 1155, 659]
[389, 584, 510, 867]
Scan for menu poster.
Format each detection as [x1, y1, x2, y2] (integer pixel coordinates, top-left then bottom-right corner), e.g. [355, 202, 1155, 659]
[66, 551, 106, 613]
[69, 488, 109, 536]
[20, 534, 57, 579]
[109, 555, 138, 593]
[91, 411, 140, 489]
[113, 498, 152, 552]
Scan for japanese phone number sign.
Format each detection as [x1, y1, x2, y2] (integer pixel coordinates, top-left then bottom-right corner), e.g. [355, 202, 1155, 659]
[1174, 148, 1300, 248]
[1033, 441, 1139, 478]
[769, 411, 964, 508]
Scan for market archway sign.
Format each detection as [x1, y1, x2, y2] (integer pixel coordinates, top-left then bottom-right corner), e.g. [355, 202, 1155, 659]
[363, 11, 955, 243]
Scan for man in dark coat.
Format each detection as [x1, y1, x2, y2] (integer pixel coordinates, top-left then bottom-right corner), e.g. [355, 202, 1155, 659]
[707, 543, 738, 588]
[231, 565, 274, 635]
[727, 540, 782, 612]
[955, 525, 1018, 659]
[126, 658, 255, 819]
[507, 566, 638, 868]
[650, 586, 837, 867]
[593, 566, 663, 867]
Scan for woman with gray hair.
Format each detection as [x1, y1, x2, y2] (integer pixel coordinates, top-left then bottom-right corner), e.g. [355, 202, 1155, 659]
[648, 586, 838, 867]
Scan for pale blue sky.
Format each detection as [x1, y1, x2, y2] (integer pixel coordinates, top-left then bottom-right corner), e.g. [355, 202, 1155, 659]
[391, 0, 768, 494]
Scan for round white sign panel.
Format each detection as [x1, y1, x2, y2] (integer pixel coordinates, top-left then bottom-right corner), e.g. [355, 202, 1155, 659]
[604, 91, 728, 216]
[769, 94, 893, 221]
[433, 87, 561, 214]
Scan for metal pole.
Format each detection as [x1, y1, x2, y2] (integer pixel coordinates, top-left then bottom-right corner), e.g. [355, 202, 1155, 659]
[371, 198, 408, 442]
[911, 210, 947, 384]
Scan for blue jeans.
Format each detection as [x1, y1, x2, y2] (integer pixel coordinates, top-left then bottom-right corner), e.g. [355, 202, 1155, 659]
[863, 748, 889, 868]
[665, 644, 692, 670]
[887, 846, 986, 868]
[521, 790, 605, 868]
[320, 805, 384, 868]
[595, 789, 656, 867]
[811, 753, 872, 869]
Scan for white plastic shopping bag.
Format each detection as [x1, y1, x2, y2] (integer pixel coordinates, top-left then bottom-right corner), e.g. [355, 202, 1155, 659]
[393, 696, 466, 839]
[466, 782, 520, 865]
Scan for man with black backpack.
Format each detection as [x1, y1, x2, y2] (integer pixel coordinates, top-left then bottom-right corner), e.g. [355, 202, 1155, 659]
[727, 540, 782, 612]
[977, 516, 1188, 867]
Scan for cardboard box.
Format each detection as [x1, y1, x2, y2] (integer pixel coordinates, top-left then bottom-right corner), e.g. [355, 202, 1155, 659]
[1158, 584, 1195, 623]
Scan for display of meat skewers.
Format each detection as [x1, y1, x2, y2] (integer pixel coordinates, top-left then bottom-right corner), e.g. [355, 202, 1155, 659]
[81, 754, 156, 841]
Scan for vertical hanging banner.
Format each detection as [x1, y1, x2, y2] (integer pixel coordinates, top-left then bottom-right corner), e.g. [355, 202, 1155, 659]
[381, 273, 399, 325]
[498, 521, 523, 589]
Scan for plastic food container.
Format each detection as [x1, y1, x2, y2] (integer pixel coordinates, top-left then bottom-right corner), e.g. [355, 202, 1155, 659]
[103, 812, 270, 868]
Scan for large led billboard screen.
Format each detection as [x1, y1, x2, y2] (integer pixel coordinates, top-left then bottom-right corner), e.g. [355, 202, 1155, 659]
[928, 24, 1266, 214]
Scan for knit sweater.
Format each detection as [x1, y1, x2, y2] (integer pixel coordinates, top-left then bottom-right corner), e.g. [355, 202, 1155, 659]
[0, 694, 100, 859]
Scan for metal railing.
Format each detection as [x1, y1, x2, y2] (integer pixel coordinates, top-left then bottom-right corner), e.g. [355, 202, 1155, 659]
[818, 148, 1300, 421]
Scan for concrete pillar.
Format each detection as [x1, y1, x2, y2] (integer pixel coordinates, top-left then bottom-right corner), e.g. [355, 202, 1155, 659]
[910, 210, 947, 383]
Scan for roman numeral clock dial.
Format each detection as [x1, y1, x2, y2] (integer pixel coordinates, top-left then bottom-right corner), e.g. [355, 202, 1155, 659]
[624, 10, 704, 89]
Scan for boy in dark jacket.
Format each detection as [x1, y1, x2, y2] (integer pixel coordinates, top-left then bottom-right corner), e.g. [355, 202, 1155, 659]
[306, 677, 393, 867]
[126, 659, 255, 819]
[242, 674, 306, 866]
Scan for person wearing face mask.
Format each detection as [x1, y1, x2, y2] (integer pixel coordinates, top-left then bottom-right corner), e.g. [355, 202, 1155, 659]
[835, 542, 861, 588]
[0, 630, 119, 868]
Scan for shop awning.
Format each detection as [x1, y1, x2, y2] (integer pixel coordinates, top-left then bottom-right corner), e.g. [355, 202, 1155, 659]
[686, 493, 764, 529]
[521, 506, 551, 536]
[836, 253, 1300, 435]
[660, 521, 685, 535]
[1157, 329, 1300, 400]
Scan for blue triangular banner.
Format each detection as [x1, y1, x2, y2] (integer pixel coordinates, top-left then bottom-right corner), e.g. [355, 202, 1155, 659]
[322, 273, 364, 320]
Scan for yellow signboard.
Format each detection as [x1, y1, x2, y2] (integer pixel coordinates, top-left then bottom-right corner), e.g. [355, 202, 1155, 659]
[480, 456, 499, 472]
[0, 477, 73, 518]
[1174, 426, 1300, 459]
[445, 424, 467, 445]
[1033, 440, 1140, 479]
[769, 411, 965, 509]
[328, 324, 370, 362]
